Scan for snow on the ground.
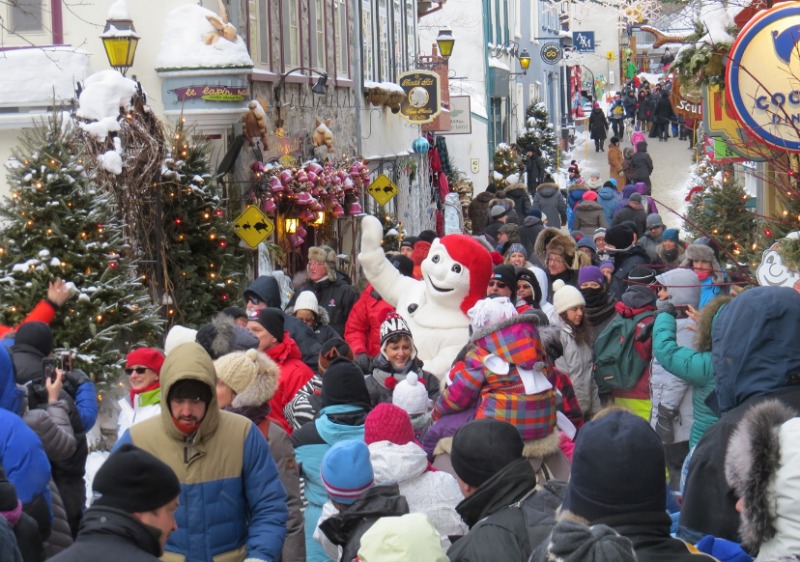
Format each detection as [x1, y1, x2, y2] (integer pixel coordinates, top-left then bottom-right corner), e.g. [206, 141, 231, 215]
[156, 4, 253, 69]
[0, 47, 91, 107]
[84, 451, 110, 507]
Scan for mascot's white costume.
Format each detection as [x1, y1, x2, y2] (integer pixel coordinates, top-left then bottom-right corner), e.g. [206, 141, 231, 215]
[756, 232, 800, 293]
[359, 215, 493, 381]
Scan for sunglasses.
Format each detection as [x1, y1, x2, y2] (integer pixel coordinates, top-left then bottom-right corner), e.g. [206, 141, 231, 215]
[488, 280, 508, 289]
[247, 296, 262, 305]
[125, 367, 148, 375]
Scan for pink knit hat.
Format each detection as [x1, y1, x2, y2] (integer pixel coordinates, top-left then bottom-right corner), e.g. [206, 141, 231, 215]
[364, 403, 416, 445]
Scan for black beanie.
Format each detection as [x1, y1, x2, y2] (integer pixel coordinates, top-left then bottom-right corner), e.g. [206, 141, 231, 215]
[451, 419, 524, 487]
[627, 266, 657, 286]
[604, 225, 635, 250]
[92, 444, 180, 513]
[249, 308, 284, 342]
[517, 267, 543, 307]
[389, 254, 414, 278]
[321, 357, 372, 410]
[491, 264, 517, 302]
[14, 321, 53, 356]
[418, 230, 437, 244]
[168, 379, 213, 405]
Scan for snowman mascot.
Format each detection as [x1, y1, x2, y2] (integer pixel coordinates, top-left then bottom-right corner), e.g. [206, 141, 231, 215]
[756, 232, 800, 293]
[359, 215, 493, 381]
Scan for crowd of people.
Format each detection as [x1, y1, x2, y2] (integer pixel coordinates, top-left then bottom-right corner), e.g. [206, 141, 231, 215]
[1, 147, 799, 562]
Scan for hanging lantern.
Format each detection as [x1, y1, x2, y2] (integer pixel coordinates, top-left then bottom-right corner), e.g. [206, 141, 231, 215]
[412, 137, 430, 154]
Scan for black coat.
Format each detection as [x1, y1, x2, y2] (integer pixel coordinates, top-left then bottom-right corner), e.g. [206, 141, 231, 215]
[525, 156, 545, 192]
[289, 273, 359, 337]
[506, 185, 532, 219]
[468, 192, 495, 235]
[589, 108, 609, 140]
[629, 142, 653, 181]
[654, 95, 674, 122]
[608, 246, 649, 300]
[48, 507, 163, 562]
[612, 204, 648, 236]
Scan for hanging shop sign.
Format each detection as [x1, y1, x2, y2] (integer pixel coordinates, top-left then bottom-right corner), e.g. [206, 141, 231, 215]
[367, 174, 399, 205]
[233, 205, 274, 248]
[541, 43, 563, 65]
[438, 96, 472, 135]
[726, 3, 800, 152]
[262, 132, 306, 165]
[399, 71, 441, 125]
[572, 32, 596, 53]
[704, 84, 767, 162]
[670, 77, 703, 120]
[172, 85, 248, 102]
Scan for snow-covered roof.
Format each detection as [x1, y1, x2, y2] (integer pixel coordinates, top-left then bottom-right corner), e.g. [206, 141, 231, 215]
[0, 47, 91, 108]
[156, 4, 253, 70]
[488, 58, 510, 72]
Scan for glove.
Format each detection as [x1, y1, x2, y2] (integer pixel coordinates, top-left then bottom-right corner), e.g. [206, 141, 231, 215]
[354, 353, 372, 374]
[64, 368, 90, 388]
[635, 321, 654, 342]
[655, 299, 676, 317]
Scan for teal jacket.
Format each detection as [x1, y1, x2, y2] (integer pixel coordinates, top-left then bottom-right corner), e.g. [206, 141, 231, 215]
[652, 314, 717, 448]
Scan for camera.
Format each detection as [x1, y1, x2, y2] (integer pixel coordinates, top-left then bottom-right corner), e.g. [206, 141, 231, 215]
[60, 351, 73, 373]
[42, 357, 62, 383]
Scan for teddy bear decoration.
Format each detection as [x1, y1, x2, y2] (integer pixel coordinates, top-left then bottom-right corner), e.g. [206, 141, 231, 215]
[242, 99, 268, 148]
[312, 119, 334, 152]
[204, 0, 238, 45]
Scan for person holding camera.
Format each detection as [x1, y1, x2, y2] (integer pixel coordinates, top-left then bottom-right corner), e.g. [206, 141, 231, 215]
[10, 322, 96, 539]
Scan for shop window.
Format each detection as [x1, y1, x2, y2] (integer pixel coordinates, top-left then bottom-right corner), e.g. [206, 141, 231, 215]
[283, 0, 301, 68]
[10, 0, 43, 33]
[405, 0, 415, 69]
[362, 0, 375, 81]
[249, 0, 272, 68]
[377, 0, 390, 80]
[312, 0, 326, 72]
[393, 0, 403, 75]
[334, 0, 349, 77]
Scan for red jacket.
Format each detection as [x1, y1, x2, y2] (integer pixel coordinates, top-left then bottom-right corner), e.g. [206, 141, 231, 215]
[266, 333, 315, 434]
[343, 284, 394, 358]
[0, 300, 57, 339]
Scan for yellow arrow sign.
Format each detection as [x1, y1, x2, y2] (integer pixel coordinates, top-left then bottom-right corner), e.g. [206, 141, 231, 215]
[233, 205, 274, 248]
[366, 174, 399, 206]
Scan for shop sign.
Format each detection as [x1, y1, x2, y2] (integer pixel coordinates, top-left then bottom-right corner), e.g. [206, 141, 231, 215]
[726, 3, 800, 151]
[172, 85, 248, 102]
[541, 43, 563, 65]
[670, 77, 703, 120]
[439, 96, 472, 135]
[399, 71, 441, 125]
[233, 206, 274, 248]
[262, 132, 305, 164]
[572, 32, 595, 53]
[366, 174, 399, 205]
[704, 85, 766, 162]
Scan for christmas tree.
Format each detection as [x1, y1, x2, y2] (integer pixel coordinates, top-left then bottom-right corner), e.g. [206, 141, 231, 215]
[0, 112, 162, 384]
[515, 102, 558, 176]
[491, 143, 520, 190]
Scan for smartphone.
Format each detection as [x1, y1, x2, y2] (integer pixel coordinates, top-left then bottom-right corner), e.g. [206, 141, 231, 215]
[42, 357, 61, 383]
[674, 304, 689, 319]
[60, 351, 73, 372]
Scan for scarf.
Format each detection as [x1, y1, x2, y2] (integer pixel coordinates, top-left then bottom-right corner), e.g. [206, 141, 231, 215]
[372, 354, 418, 390]
[224, 403, 270, 425]
[695, 269, 711, 281]
[581, 287, 617, 326]
[129, 380, 160, 408]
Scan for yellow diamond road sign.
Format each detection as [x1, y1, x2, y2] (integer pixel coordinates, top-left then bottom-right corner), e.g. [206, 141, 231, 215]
[366, 174, 398, 206]
[233, 206, 274, 248]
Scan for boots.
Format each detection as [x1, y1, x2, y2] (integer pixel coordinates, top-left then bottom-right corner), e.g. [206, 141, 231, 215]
[655, 403, 678, 444]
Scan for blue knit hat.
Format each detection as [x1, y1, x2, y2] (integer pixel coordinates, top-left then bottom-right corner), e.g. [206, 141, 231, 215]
[321, 440, 374, 504]
[662, 228, 679, 244]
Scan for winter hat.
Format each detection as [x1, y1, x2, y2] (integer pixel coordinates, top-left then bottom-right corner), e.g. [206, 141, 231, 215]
[195, 313, 258, 359]
[451, 419, 524, 488]
[627, 266, 657, 286]
[563, 409, 666, 522]
[599, 260, 614, 273]
[319, 337, 355, 373]
[365, 402, 417, 445]
[293, 291, 319, 315]
[628, 192, 643, 204]
[535, 228, 578, 268]
[582, 191, 598, 201]
[491, 264, 517, 299]
[604, 224, 635, 250]
[646, 213, 664, 228]
[164, 325, 198, 355]
[307, 245, 337, 281]
[467, 296, 518, 333]
[213, 348, 278, 408]
[320, 357, 372, 410]
[593, 228, 607, 241]
[655, 268, 701, 308]
[517, 268, 543, 307]
[358, 513, 449, 562]
[125, 347, 165, 375]
[694, 535, 753, 562]
[604, 179, 618, 189]
[577, 238, 596, 252]
[490, 251, 504, 265]
[530, 520, 637, 562]
[0, 466, 19, 514]
[505, 243, 527, 257]
[578, 266, 606, 287]
[438, 235, 495, 315]
[320, 440, 374, 505]
[379, 313, 415, 356]
[92, 444, 180, 513]
[168, 379, 213, 405]
[418, 230, 437, 244]
[725, 400, 800, 554]
[529, 209, 543, 219]
[13, 322, 53, 357]
[248, 308, 284, 342]
[662, 228, 680, 244]
[490, 204, 509, 219]
[499, 223, 520, 238]
[243, 275, 282, 308]
[400, 238, 414, 250]
[391, 373, 430, 417]
[221, 306, 247, 323]
[634, 182, 649, 195]
[389, 254, 414, 278]
[553, 280, 586, 314]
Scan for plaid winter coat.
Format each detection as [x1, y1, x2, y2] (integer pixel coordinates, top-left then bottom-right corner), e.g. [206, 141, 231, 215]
[434, 316, 557, 441]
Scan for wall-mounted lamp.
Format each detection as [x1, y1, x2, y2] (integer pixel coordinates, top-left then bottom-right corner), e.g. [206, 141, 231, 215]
[274, 67, 329, 129]
[436, 29, 455, 59]
[100, 16, 139, 76]
[510, 49, 531, 76]
[285, 218, 299, 234]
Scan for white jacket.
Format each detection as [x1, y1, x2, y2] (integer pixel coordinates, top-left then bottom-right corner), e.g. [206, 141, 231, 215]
[116, 396, 160, 441]
[368, 441, 467, 547]
[555, 320, 602, 417]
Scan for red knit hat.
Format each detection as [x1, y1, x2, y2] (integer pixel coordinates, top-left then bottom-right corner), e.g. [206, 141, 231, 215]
[438, 235, 494, 315]
[125, 347, 165, 376]
[364, 403, 416, 445]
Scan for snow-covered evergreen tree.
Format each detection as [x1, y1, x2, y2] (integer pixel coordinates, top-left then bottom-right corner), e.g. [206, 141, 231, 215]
[0, 112, 162, 383]
[491, 143, 520, 190]
[515, 102, 558, 176]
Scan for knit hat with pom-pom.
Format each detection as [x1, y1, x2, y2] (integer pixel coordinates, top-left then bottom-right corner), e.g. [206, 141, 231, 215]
[553, 280, 586, 314]
[391, 372, 430, 416]
[213, 348, 279, 408]
[467, 296, 518, 333]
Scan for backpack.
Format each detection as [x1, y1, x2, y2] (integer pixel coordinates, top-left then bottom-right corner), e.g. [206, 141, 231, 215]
[612, 104, 624, 118]
[592, 310, 654, 391]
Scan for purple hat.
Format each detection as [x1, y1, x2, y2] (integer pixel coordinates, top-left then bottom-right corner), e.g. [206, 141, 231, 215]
[599, 260, 614, 272]
[578, 266, 606, 286]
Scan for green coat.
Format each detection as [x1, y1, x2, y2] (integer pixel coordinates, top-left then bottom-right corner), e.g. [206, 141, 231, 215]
[651, 314, 717, 448]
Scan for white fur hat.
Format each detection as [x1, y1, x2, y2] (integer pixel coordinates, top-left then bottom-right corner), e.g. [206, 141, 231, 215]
[467, 296, 518, 333]
[293, 291, 319, 315]
[552, 280, 585, 314]
[164, 325, 198, 355]
[392, 372, 430, 415]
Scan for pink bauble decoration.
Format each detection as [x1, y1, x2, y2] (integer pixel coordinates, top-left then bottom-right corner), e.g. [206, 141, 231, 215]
[332, 203, 345, 218]
[279, 170, 293, 185]
[296, 192, 312, 206]
[296, 225, 307, 238]
[296, 170, 308, 183]
[307, 162, 323, 174]
[348, 201, 363, 215]
[306, 171, 318, 183]
[269, 177, 285, 193]
[262, 199, 277, 213]
[289, 234, 305, 248]
[310, 199, 323, 211]
[343, 177, 355, 191]
[336, 170, 348, 180]
[300, 209, 316, 222]
[251, 161, 265, 173]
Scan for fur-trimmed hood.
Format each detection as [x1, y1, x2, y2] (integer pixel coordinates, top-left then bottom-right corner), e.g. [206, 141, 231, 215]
[725, 400, 800, 556]
[680, 243, 724, 283]
[285, 304, 331, 327]
[533, 227, 577, 267]
[195, 313, 259, 360]
[694, 294, 731, 352]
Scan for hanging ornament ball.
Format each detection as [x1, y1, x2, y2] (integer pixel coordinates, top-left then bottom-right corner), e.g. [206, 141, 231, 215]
[412, 137, 430, 154]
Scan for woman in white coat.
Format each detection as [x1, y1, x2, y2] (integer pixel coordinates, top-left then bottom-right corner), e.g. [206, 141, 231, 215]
[116, 348, 164, 439]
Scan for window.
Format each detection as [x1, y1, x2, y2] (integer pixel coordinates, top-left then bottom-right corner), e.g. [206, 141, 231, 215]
[377, 0, 390, 80]
[10, 0, 43, 33]
[393, 0, 403, 75]
[334, 0, 349, 77]
[405, 0, 415, 70]
[283, 0, 300, 68]
[529, 0, 539, 44]
[249, 0, 271, 68]
[362, 0, 374, 81]
[312, 0, 325, 71]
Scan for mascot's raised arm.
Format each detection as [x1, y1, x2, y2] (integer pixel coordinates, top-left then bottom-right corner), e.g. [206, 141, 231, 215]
[359, 215, 493, 380]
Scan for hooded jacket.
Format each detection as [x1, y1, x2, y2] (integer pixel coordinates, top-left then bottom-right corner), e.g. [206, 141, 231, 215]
[589, 108, 608, 140]
[572, 200, 607, 237]
[506, 184, 532, 218]
[629, 142, 653, 182]
[368, 441, 467, 544]
[284, 305, 339, 346]
[679, 288, 800, 543]
[608, 144, 626, 186]
[555, 319, 602, 419]
[265, 334, 315, 434]
[343, 284, 395, 358]
[468, 191, 496, 235]
[447, 459, 566, 562]
[116, 342, 288, 562]
[597, 185, 620, 225]
[291, 273, 359, 337]
[532, 183, 567, 229]
[520, 215, 545, 256]
[612, 203, 647, 236]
